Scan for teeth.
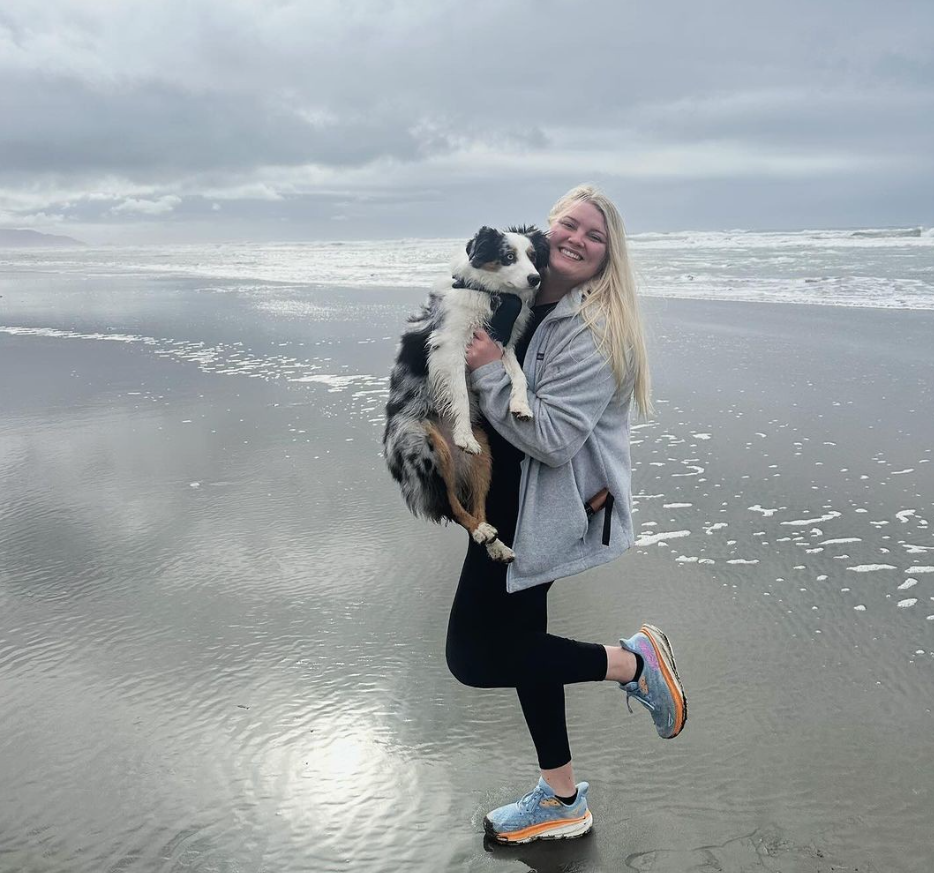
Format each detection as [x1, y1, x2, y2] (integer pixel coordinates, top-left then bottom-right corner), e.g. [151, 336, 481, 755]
[560, 247, 582, 261]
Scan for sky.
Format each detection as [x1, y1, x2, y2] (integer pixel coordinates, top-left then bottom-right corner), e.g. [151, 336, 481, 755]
[1, 0, 933, 244]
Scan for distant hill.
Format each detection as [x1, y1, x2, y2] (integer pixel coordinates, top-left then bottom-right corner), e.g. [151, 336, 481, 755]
[0, 229, 85, 248]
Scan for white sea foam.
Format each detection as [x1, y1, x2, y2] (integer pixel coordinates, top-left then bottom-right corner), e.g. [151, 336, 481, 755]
[847, 564, 897, 572]
[907, 566, 934, 573]
[782, 511, 841, 526]
[635, 530, 691, 547]
[0, 325, 390, 399]
[898, 579, 918, 590]
[672, 463, 704, 477]
[0, 326, 153, 344]
[897, 598, 918, 608]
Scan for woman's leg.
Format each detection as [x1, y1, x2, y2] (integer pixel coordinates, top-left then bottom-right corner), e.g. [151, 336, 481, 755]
[446, 539, 613, 783]
[445, 540, 608, 690]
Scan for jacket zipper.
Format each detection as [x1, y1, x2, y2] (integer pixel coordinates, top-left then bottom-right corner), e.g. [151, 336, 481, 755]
[512, 289, 586, 577]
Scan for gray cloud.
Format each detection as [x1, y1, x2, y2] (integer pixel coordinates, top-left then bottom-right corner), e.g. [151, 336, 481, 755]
[1, 0, 932, 241]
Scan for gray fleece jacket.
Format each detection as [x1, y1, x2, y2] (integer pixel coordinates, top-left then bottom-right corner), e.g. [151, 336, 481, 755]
[470, 287, 635, 592]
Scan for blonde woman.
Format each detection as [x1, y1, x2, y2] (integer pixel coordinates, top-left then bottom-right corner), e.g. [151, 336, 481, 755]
[449, 184, 687, 844]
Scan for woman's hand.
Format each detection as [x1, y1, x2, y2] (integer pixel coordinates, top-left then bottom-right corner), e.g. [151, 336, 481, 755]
[465, 328, 504, 372]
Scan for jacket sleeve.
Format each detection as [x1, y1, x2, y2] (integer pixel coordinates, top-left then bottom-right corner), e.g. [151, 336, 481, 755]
[469, 325, 618, 467]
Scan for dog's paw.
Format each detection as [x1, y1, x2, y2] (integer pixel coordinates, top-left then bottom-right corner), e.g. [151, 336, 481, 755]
[471, 522, 498, 544]
[510, 404, 533, 421]
[455, 433, 483, 454]
[486, 539, 515, 563]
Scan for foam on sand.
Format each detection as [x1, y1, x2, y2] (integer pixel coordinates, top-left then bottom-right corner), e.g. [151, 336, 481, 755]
[847, 564, 897, 572]
[635, 530, 691, 547]
[781, 511, 842, 526]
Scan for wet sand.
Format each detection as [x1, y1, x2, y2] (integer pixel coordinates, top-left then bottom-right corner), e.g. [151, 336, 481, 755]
[1, 274, 932, 872]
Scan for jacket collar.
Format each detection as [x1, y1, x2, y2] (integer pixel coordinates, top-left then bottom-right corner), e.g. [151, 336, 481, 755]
[542, 283, 591, 322]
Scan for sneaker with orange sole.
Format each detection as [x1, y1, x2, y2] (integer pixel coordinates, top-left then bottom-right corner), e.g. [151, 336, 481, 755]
[619, 624, 687, 739]
[483, 777, 593, 844]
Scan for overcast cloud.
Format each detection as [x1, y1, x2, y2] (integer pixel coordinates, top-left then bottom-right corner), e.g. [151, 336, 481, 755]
[1, 0, 932, 242]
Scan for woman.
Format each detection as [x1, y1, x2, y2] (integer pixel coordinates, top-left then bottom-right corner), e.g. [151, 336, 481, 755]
[448, 184, 687, 844]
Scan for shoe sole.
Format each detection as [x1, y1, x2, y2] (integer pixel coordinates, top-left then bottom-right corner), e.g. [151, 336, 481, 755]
[640, 623, 688, 738]
[483, 810, 593, 844]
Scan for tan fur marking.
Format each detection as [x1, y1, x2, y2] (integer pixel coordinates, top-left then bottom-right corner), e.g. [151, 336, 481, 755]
[465, 427, 492, 518]
[424, 421, 492, 535]
[480, 260, 502, 272]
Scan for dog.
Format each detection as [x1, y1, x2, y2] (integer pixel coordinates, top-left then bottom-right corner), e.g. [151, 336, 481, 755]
[383, 225, 550, 562]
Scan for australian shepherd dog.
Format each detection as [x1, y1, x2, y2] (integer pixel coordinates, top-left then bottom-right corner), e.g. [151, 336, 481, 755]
[383, 225, 550, 562]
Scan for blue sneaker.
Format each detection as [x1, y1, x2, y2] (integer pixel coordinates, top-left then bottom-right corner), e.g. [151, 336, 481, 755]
[619, 623, 687, 739]
[483, 777, 593, 844]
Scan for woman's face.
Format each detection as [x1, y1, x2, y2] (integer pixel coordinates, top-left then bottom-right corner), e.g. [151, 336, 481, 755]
[547, 200, 608, 285]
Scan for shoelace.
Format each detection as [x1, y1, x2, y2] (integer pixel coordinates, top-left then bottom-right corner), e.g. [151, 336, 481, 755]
[625, 689, 655, 715]
[518, 785, 547, 812]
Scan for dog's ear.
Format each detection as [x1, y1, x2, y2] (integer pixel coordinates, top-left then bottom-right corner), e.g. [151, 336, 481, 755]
[466, 226, 502, 267]
[528, 227, 551, 271]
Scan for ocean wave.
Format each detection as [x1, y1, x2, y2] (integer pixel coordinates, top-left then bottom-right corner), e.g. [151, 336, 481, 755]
[3, 228, 933, 310]
[849, 227, 924, 239]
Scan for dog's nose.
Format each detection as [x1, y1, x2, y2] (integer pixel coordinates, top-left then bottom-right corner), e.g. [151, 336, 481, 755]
[528, 274, 541, 287]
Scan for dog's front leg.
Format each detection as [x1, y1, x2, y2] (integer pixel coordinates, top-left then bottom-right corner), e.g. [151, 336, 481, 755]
[430, 343, 482, 454]
[501, 348, 533, 421]
[450, 367, 482, 452]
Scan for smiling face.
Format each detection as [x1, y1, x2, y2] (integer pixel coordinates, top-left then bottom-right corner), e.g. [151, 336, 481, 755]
[547, 200, 609, 286]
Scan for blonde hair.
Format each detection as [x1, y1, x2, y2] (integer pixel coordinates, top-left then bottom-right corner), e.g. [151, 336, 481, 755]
[548, 184, 653, 418]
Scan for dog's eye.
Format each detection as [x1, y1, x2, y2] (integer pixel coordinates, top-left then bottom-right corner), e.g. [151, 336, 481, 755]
[503, 253, 516, 263]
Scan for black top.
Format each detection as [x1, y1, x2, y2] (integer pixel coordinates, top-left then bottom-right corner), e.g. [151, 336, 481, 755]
[479, 301, 558, 544]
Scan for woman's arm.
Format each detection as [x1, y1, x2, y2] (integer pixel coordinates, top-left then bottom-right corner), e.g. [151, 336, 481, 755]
[469, 326, 619, 467]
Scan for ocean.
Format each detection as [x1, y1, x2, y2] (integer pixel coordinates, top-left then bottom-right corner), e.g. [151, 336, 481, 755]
[2, 225, 934, 309]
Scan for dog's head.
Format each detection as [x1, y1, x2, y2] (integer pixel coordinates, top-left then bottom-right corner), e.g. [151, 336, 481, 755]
[454, 225, 550, 294]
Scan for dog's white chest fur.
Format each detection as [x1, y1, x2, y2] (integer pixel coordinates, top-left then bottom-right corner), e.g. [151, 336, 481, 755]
[427, 284, 534, 454]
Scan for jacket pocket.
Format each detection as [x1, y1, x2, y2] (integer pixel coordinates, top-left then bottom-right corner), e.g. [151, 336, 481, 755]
[570, 468, 592, 540]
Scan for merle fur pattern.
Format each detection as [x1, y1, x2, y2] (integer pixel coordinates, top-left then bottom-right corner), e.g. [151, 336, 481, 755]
[383, 225, 550, 530]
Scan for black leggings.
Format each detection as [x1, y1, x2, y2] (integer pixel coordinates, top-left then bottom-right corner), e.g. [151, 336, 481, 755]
[445, 539, 608, 770]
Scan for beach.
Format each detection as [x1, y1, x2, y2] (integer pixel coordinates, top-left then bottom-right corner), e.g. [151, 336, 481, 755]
[1, 255, 933, 872]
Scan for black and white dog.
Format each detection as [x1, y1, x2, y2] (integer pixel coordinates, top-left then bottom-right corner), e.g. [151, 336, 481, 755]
[383, 225, 550, 562]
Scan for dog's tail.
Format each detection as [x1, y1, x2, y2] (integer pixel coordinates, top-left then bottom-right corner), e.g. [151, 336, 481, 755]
[383, 417, 453, 523]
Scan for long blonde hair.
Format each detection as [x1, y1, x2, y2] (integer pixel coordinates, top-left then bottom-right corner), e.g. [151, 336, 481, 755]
[548, 184, 653, 418]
